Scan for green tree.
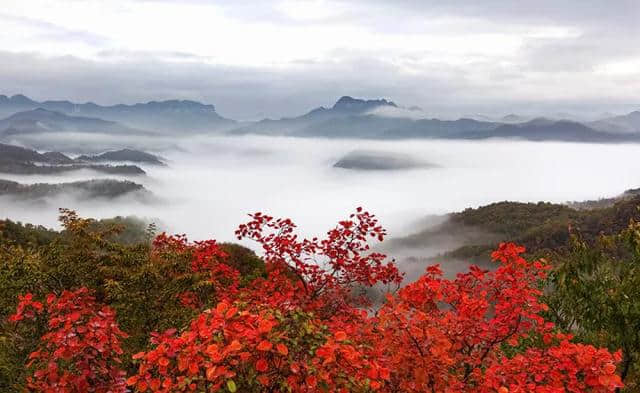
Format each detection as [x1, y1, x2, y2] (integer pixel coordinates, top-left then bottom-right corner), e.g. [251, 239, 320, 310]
[546, 219, 640, 391]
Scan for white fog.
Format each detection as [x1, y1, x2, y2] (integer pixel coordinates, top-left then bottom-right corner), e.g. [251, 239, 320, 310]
[2, 136, 640, 247]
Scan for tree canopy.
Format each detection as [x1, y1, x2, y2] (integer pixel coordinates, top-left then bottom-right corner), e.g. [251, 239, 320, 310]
[0, 208, 633, 392]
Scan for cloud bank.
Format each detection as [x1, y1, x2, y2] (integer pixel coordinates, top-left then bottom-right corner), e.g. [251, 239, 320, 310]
[0, 0, 638, 119]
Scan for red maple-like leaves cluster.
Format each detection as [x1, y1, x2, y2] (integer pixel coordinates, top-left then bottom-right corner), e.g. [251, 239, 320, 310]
[10, 209, 624, 392]
[10, 288, 128, 393]
[375, 242, 623, 392]
[234, 208, 403, 312]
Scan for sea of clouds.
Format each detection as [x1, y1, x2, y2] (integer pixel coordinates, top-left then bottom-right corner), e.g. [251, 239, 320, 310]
[2, 135, 640, 257]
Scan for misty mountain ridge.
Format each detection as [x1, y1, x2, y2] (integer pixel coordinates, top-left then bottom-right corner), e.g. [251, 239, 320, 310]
[387, 187, 640, 268]
[457, 119, 640, 143]
[0, 161, 146, 176]
[0, 143, 147, 175]
[0, 108, 143, 136]
[0, 178, 148, 201]
[2, 93, 640, 143]
[590, 111, 640, 134]
[501, 114, 530, 123]
[300, 96, 398, 117]
[330, 96, 397, 112]
[231, 96, 471, 138]
[233, 109, 640, 142]
[0, 94, 35, 107]
[0, 94, 235, 133]
[0, 142, 61, 164]
[77, 149, 165, 165]
[229, 95, 640, 141]
[41, 151, 76, 164]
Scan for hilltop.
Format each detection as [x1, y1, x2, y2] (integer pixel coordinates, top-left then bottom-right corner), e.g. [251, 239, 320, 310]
[0, 143, 146, 176]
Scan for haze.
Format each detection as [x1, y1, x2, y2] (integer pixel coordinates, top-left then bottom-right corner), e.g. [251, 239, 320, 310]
[3, 137, 640, 245]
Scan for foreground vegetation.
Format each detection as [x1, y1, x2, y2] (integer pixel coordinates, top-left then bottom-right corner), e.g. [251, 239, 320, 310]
[0, 206, 638, 392]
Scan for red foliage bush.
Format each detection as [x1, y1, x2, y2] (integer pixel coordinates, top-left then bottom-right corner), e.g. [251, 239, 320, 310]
[10, 288, 128, 393]
[11, 209, 624, 392]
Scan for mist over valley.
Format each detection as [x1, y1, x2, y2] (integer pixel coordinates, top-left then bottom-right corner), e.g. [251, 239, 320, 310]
[3, 119, 640, 278]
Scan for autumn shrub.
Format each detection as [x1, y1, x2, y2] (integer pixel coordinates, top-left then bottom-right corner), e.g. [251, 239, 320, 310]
[0, 209, 264, 391]
[9, 288, 128, 392]
[2, 208, 628, 392]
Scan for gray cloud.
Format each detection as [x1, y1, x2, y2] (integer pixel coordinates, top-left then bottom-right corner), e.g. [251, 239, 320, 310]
[348, 0, 639, 27]
[0, 0, 638, 119]
[0, 50, 460, 119]
[0, 13, 109, 46]
[1, 49, 637, 121]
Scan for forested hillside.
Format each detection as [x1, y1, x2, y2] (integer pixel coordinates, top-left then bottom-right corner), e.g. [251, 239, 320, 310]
[1, 206, 638, 392]
[393, 193, 640, 264]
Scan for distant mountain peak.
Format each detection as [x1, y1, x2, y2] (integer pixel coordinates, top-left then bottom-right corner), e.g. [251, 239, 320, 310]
[6, 107, 61, 119]
[31, 107, 54, 113]
[77, 148, 165, 165]
[307, 106, 328, 114]
[9, 94, 36, 104]
[332, 96, 397, 112]
[523, 117, 555, 126]
[0, 94, 235, 132]
[502, 114, 524, 120]
[140, 99, 215, 109]
[0, 94, 37, 105]
[590, 109, 640, 134]
[7, 107, 103, 121]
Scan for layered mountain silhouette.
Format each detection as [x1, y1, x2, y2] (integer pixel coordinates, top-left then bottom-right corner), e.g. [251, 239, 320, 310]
[231, 96, 640, 142]
[1, 94, 639, 143]
[0, 94, 235, 132]
[0, 108, 142, 136]
[455, 119, 640, 142]
[590, 111, 640, 134]
[501, 114, 530, 123]
[0, 178, 148, 201]
[230, 96, 401, 137]
[0, 143, 148, 175]
[77, 148, 165, 165]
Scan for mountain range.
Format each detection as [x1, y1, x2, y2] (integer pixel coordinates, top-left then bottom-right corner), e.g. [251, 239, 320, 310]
[0, 94, 235, 133]
[0, 94, 639, 143]
[77, 148, 165, 165]
[589, 111, 640, 134]
[0, 108, 142, 137]
[0, 143, 163, 175]
[232, 96, 640, 142]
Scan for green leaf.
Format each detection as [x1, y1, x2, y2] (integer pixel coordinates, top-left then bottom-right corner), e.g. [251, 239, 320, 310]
[227, 379, 237, 392]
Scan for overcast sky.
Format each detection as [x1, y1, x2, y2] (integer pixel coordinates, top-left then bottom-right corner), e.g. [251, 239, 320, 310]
[1, 0, 639, 120]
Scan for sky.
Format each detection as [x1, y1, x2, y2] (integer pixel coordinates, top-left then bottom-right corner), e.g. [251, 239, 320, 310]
[1, 0, 639, 120]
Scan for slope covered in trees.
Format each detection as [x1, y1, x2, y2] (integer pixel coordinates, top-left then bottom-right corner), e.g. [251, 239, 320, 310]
[1, 207, 636, 392]
[0, 143, 146, 176]
[0, 179, 148, 201]
[393, 193, 640, 264]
